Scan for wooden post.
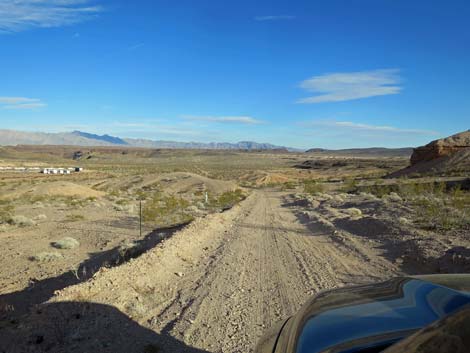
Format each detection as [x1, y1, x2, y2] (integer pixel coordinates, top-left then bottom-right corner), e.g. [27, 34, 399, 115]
[139, 199, 142, 238]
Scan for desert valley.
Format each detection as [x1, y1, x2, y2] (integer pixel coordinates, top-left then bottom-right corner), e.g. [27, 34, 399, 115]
[0, 130, 469, 353]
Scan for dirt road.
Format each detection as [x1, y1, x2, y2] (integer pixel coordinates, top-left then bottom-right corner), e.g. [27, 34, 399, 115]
[163, 190, 398, 353]
[5, 190, 401, 353]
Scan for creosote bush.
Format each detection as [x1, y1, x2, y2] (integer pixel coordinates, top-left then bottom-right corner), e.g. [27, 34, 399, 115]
[363, 180, 470, 231]
[303, 180, 324, 195]
[143, 192, 193, 226]
[212, 189, 245, 209]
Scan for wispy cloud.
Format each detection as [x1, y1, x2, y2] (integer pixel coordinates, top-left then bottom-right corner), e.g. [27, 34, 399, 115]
[254, 15, 295, 21]
[128, 43, 144, 51]
[184, 115, 263, 125]
[0, 0, 102, 33]
[0, 96, 46, 109]
[303, 120, 438, 135]
[297, 69, 402, 104]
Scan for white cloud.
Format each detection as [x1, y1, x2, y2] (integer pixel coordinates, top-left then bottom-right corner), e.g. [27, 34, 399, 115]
[254, 15, 295, 21]
[0, 96, 46, 109]
[297, 69, 402, 103]
[0, 0, 102, 33]
[184, 115, 263, 125]
[304, 120, 438, 135]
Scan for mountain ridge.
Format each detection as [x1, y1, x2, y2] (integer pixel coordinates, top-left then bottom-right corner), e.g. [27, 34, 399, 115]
[0, 129, 295, 151]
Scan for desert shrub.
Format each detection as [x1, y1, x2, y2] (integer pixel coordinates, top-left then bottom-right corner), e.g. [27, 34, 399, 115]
[281, 181, 297, 190]
[65, 214, 85, 222]
[411, 186, 470, 231]
[8, 215, 36, 227]
[29, 252, 63, 262]
[143, 192, 193, 226]
[51, 237, 80, 249]
[114, 204, 135, 213]
[0, 201, 14, 224]
[65, 198, 88, 208]
[383, 192, 402, 203]
[213, 189, 245, 209]
[115, 198, 129, 205]
[34, 214, 47, 221]
[344, 208, 362, 218]
[341, 178, 358, 193]
[363, 183, 393, 198]
[303, 180, 324, 195]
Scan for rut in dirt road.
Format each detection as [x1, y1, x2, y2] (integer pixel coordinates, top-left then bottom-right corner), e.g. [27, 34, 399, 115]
[19, 190, 399, 353]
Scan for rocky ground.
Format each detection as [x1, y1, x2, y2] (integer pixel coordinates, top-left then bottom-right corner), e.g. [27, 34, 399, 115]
[0, 189, 420, 353]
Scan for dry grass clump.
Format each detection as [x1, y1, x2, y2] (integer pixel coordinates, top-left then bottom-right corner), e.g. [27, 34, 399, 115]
[65, 214, 85, 222]
[34, 214, 47, 221]
[29, 252, 63, 262]
[343, 208, 363, 218]
[332, 194, 345, 204]
[114, 203, 136, 213]
[8, 215, 36, 227]
[383, 192, 402, 203]
[51, 237, 80, 249]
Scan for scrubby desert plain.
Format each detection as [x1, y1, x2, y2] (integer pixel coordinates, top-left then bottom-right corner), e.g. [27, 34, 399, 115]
[0, 138, 469, 353]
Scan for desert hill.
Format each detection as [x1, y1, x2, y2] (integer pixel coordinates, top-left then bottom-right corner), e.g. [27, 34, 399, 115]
[389, 130, 470, 177]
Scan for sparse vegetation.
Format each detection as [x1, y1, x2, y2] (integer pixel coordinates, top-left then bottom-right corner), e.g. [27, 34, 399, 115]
[211, 189, 245, 209]
[361, 180, 470, 231]
[341, 178, 358, 193]
[65, 214, 85, 222]
[0, 200, 14, 224]
[51, 237, 80, 249]
[303, 180, 324, 194]
[143, 192, 193, 226]
[29, 252, 63, 262]
[8, 215, 36, 227]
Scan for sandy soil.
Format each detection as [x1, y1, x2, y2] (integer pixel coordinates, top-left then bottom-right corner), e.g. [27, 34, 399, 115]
[2, 190, 401, 353]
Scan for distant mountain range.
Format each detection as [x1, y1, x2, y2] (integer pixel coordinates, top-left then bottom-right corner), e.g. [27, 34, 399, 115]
[0, 129, 294, 151]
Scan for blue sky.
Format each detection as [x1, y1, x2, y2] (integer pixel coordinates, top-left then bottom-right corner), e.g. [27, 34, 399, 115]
[0, 0, 469, 149]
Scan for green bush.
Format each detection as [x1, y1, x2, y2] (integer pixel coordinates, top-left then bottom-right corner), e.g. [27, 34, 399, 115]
[303, 180, 324, 195]
[214, 189, 245, 209]
[341, 178, 358, 193]
[143, 192, 193, 226]
[0, 201, 14, 224]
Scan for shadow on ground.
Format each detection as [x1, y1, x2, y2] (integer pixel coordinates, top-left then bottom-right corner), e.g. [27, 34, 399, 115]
[0, 222, 189, 321]
[0, 301, 209, 353]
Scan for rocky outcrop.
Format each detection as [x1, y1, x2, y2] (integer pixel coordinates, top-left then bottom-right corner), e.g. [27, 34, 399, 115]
[410, 130, 470, 165]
